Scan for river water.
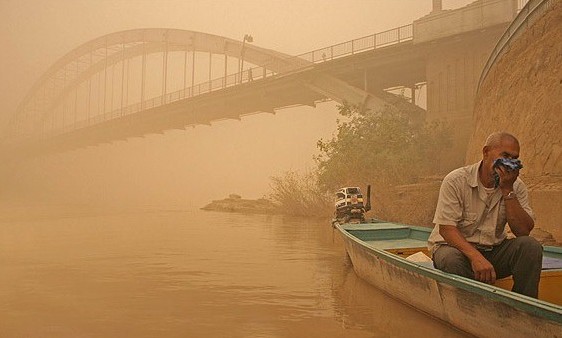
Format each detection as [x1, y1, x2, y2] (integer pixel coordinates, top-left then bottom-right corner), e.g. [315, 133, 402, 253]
[0, 207, 469, 337]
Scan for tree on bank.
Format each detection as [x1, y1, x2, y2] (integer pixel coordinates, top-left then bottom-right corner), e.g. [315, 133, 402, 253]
[270, 101, 451, 216]
[315, 102, 451, 191]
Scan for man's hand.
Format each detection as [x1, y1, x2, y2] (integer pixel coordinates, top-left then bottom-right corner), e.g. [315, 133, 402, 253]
[496, 165, 518, 192]
[470, 254, 496, 284]
[439, 225, 497, 284]
[495, 166, 535, 236]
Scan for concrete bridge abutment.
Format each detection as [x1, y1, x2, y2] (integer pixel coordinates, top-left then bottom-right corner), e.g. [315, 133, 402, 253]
[414, 0, 519, 171]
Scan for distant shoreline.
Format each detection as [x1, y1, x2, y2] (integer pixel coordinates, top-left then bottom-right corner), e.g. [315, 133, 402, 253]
[201, 194, 280, 214]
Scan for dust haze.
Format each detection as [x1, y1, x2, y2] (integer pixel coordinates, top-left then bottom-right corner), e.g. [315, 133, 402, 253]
[0, 0, 473, 209]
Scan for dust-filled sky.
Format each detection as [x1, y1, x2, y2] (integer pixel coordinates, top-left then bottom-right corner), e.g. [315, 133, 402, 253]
[0, 0, 473, 208]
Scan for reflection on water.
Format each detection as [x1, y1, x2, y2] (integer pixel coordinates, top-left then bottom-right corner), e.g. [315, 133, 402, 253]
[0, 207, 469, 337]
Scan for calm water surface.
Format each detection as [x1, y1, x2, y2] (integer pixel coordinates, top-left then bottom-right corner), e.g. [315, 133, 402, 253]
[0, 207, 469, 337]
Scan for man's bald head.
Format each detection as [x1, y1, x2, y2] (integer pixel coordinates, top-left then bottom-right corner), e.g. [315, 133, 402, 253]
[484, 132, 519, 149]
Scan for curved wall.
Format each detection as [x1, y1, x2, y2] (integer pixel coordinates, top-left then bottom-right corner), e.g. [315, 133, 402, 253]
[467, 3, 562, 241]
[467, 3, 562, 172]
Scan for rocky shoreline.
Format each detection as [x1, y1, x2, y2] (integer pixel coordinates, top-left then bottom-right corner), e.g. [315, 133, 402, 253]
[201, 194, 279, 214]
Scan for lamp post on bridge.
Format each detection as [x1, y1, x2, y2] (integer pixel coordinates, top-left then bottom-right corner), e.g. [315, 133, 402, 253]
[239, 34, 253, 84]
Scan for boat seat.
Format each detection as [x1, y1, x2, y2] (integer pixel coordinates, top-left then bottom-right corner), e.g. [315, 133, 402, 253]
[542, 256, 562, 270]
[408, 256, 562, 271]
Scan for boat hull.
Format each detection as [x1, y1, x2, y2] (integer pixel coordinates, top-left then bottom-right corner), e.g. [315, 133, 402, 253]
[336, 223, 562, 338]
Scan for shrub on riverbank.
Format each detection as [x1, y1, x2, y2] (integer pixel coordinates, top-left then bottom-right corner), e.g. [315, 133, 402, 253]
[269, 170, 332, 217]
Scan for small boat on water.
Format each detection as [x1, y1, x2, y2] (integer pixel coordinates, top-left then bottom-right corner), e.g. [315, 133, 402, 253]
[331, 186, 562, 337]
[333, 220, 562, 337]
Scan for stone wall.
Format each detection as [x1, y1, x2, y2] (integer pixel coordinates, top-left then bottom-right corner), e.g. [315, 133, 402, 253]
[467, 3, 562, 241]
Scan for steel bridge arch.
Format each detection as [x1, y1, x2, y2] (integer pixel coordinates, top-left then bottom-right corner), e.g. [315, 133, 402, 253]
[7, 27, 407, 151]
[11, 28, 307, 138]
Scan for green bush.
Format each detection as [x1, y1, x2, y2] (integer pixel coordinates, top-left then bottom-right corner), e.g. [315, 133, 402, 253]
[315, 103, 451, 191]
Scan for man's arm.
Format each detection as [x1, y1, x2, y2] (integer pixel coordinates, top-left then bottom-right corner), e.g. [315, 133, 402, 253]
[497, 167, 535, 236]
[439, 225, 497, 284]
[502, 197, 535, 236]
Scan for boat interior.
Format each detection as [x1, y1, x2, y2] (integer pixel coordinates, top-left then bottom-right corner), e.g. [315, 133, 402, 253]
[342, 222, 562, 306]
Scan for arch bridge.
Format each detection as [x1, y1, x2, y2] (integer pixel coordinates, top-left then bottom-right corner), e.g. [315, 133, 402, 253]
[4, 0, 525, 161]
[4, 26, 419, 155]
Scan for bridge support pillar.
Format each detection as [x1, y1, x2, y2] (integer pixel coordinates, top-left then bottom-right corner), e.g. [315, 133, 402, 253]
[414, 0, 518, 169]
[432, 0, 442, 13]
[424, 33, 504, 170]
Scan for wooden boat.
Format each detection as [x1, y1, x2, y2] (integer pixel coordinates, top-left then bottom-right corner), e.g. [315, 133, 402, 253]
[334, 220, 562, 337]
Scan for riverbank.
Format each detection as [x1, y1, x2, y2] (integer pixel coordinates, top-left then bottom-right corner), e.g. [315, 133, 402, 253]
[203, 185, 559, 246]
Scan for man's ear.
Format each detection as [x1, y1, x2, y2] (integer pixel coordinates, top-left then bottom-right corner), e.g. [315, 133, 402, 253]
[482, 146, 489, 158]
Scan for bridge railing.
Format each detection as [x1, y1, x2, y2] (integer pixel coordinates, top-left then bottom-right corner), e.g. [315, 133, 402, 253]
[296, 24, 413, 64]
[43, 24, 413, 139]
[478, 0, 555, 90]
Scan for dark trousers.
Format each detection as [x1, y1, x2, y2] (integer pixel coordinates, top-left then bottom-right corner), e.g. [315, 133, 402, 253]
[432, 236, 543, 298]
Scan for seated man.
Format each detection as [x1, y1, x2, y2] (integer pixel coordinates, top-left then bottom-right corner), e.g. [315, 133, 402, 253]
[428, 132, 543, 298]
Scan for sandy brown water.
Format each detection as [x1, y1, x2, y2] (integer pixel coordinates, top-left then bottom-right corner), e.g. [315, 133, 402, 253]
[0, 207, 469, 337]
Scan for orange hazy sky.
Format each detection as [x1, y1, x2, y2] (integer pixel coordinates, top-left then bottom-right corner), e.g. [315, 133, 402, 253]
[0, 0, 474, 207]
[0, 0, 474, 122]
